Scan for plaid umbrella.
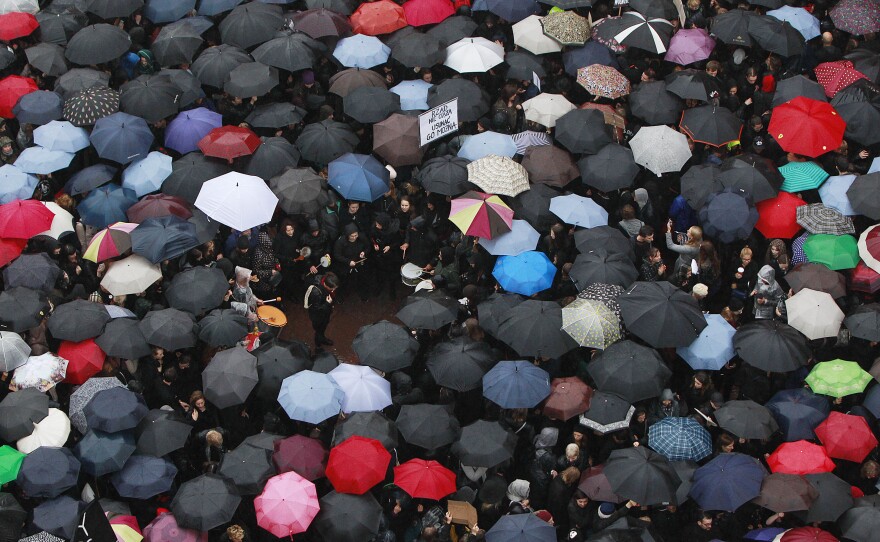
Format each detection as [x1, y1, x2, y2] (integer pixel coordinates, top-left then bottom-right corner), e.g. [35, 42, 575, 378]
[795, 203, 855, 235]
[542, 10, 589, 46]
[577, 65, 630, 99]
[803, 234, 859, 270]
[805, 359, 872, 398]
[561, 298, 620, 350]
[467, 155, 529, 197]
[648, 417, 712, 461]
[830, 0, 880, 36]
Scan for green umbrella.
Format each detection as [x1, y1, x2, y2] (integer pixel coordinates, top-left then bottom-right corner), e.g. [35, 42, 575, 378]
[0, 445, 25, 484]
[779, 161, 830, 193]
[805, 359, 872, 398]
[561, 298, 621, 350]
[803, 234, 859, 270]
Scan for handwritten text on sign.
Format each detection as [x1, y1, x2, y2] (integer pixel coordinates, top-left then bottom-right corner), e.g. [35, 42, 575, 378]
[419, 98, 459, 147]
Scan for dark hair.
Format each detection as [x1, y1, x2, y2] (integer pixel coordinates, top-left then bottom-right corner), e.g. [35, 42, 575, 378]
[621, 204, 637, 221]
[323, 272, 340, 289]
[639, 224, 654, 238]
[162, 367, 177, 382]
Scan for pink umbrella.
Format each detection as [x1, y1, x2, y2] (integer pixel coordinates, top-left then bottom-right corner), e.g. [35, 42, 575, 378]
[665, 28, 716, 65]
[254, 471, 320, 538]
[143, 512, 206, 542]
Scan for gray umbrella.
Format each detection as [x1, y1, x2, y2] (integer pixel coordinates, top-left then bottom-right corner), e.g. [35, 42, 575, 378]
[427, 338, 497, 392]
[0, 47, 13, 70]
[847, 172, 880, 220]
[13, 91, 64, 126]
[55, 68, 110, 99]
[165, 265, 229, 315]
[162, 152, 230, 203]
[138, 308, 198, 351]
[69, 377, 125, 435]
[32, 496, 84, 540]
[328, 68, 387, 98]
[110, 455, 178, 499]
[396, 404, 460, 450]
[343, 86, 401, 124]
[509, 183, 559, 232]
[619, 281, 707, 348]
[505, 50, 546, 81]
[136, 409, 193, 457]
[680, 164, 722, 209]
[64, 24, 131, 66]
[119, 74, 180, 123]
[83, 387, 148, 433]
[305, 0, 356, 14]
[395, 290, 460, 330]
[428, 78, 490, 122]
[555, 109, 613, 154]
[246, 102, 306, 128]
[269, 167, 330, 215]
[0, 388, 48, 441]
[416, 155, 473, 196]
[390, 32, 444, 68]
[0, 287, 47, 333]
[296, 119, 359, 165]
[219, 3, 284, 49]
[477, 292, 525, 338]
[243, 136, 300, 181]
[152, 22, 204, 67]
[578, 143, 640, 192]
[158, 68, 205, 108]
[573, 226, 636, 260]
[496, 300, 579, 359]
[224, 62, 279, 99]
[772, 75, 828, 107]
[191, 44, 252, 89]
[603, 446, 681, 506]
[452, 420, 516, 468]
[252, 32, 321, 73]
[353, 321, 419, 373]
[86, 0, 143, 19]
[588, 341, 671, 403]
[570, 249, 638, 290]
[426, 15, 478, 46]
[198, 309, 248, 347]
[95, 318, 151, 360]
[171, 474, 241, 531]
[3, 253, 60, 292]
[25, 43, 68, 76]
[629, 80, 684, 125]
[74, 429, 136, 476]
[202, 346, 258, 409]
[37, 6, 87, 45]
[313, 492, 382, 542]
[715, 400, 779, 440]
[47, 299, 110, 342]
[332, 411, 398, 449]
[218, 444, 275, 495]
[253, 339, 311, 400]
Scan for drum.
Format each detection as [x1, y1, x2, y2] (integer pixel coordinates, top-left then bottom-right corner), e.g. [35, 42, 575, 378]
[256, 305, 287, 328]
[401, 263, 424, 287]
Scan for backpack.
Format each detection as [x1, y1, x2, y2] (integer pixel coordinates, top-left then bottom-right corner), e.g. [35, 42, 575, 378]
[303, 275, 322, 309]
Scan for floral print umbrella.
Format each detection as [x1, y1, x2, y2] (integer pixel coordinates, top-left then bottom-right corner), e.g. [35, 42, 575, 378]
[542, 10, 590, 46]
[576, 65, 631, 99]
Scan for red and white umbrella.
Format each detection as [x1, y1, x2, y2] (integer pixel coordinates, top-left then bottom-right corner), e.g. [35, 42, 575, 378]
[858, 223, 880, 274]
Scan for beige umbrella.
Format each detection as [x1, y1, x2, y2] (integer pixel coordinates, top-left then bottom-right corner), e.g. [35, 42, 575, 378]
[37, 202, 74, 239]
[522, 93, 576, 129]
[513, 15, 563, 55]
[785, 287, 845, 341]
[542, 10, 590, 46]
[444, 37, 505, 73]
[467, 155, 530, 197]
[100, 254, 162, 296]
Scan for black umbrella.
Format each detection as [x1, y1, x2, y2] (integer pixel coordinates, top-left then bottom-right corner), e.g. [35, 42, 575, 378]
[25, 43, 68, 77]
[253, 339, 311, 400]
[305, 0, 356, 13]
[570, 249, 638, 290]
[577, 143, 640, 192]
[680, 164, 722, 209]
[718, 155, 783, 203]
[74, 429, 136, 476]
[86, 0, 142, 19]
[243, 432, 283, 452]
[252, 32, 321, 73]
[159, 68, 205, 108]
[831, 79, 880, 146]
[563, 41, 619, 76]
[165, 266, 228, 315]
[191, 44, 252, 89]
[603, 446, 681, 506]
[0, 492, 25, 537]
[62, 85, 119, 126]
[733, 320, 811, 373]
[772, 75, 828, 107]
[416, 155, 473, 196]
[198, 309, 248, 348]
[152, 22, 204, 67]
[36, 6, 87, 46]
[225, 62, 279, 99]
[630, 0, 678, 18]
[509, 183, 559, 232]
[17, 446, 79, 498]
[291, 7, 351, 39]
[353, 320, 419, 372]
[505, 50, 546, 81]
[329, 68, 387, 98]
[139, 308, 198, 351]
[64, 24, 131, 66]
[0, 388, 47, 441]
[246, 102, 307, 129]
[343, 86, 400, 124]
[847, 48, 880, 83]
[218, 444, 275, 495]
[573, 226, 635, 260]
[797, 473, 853, 523]
[270, 167, 330, 215]
[555, 109, 613, 155]
[202, 346, 258, 409]
[715, 399, 779, 440]
[55, 67, 111, 99]
[313, 349, 339, 373]
[13, 91, 64, 126]
[596, 11, 674, 54]
[579, 391, 635, 434]
[747, 15, 804, 58]
[47, 299, 110, 342]
[476, 292, 525, 338]
[119, 74, 180, 123]
[427, 337, 497, 392]
[698, 188, 759, 243]
[64, 164, 117, 196]
[172, 474, 241, 531]
[587, 340, 671, 403]
[83, 387, 148, 433]
[452, 420, 516, 467]
[496, 300, 579, 359]
[95, 318, 150, 359]
[243, 136, 300, 180]
[296, 119, 359, 165]
[391, 32, 444, 68]
[426, 15, 478, 46]
[427, 78, 490, 122]
[162, 152, 230, 203]
[3, 253, 60, 293]
[313, 491, 382, 542]
[136, 409, 193, 457]
[840, 506, 880, 542]
[665, 69, 723, 102]
[680, 105, 742, 147]
[628, 80, 684, 126]
[848, 172, 880, 220]
[32, 496, 84, 540]
[332, 411, 398, 449]
[219, 3, 283, 49]
[131, 216, 200, 264]
[188, 208, 221, 245]
[0, 287, 47, 333]
[110, 454, 178, 499]
[396, 403, 461, 450]
[845, 303, 880, 341]
[710, 9, 756, 46]
[619, 282, 707, 348]
[396, 290, 460, 330]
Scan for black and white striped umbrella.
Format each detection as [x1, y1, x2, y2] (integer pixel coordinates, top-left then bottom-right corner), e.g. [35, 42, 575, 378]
[596, 11, 674, 54]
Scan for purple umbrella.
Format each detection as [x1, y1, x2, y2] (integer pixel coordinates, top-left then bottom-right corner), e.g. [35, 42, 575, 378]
[164, 107, 223, 155]
[664, 28, 716, 66]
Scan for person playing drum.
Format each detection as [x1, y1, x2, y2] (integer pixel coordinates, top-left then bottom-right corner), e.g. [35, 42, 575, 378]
[230, 266, 265, 323]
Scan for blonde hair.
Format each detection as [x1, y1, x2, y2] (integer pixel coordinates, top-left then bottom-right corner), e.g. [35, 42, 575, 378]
[740, 247, 752, 259]
[565, 443, 580, 460]
[687, 226, 703, 247]
[206, 430, 223, 448]
[226, 525, 245, 542]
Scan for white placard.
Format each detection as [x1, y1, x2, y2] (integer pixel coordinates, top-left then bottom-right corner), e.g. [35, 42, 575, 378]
[419, 98, 459, 147]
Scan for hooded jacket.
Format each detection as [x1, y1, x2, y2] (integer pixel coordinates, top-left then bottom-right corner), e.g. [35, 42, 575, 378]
[752, 265, 785, 319]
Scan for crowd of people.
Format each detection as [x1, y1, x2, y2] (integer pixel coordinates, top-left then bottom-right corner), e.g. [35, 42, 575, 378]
[1, 0, 880, 541]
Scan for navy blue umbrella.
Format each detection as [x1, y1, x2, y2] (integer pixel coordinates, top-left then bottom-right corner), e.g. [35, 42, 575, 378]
[144, 0, 197, 23]
[32, 496, 84, 540]
[12, 90, 63, 125]
[77, 184, 138, 228]
[563, 41, 620, 75]
[328, 153, 390, 202]
[131, 215, 201, 264]
[486, 513, 556, 542]
[74, 430, 136, 476]
[17, 447, 80, 498]
[89, 112, 154, 164]
[110, 454, 178, 499]
[765, 388, 831, 441]
[477, 0, 540, 22]
[698, 188, 759, 243]
[690, 453, 766, 512]
[482, 360, 551, 409]
[64, 164, 118, 196]
[83, 387, 148, 433]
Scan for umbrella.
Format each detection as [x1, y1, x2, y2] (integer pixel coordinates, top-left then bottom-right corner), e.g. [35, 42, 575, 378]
[90, 112, 153, 165]
[126, 193, 191, 223]
[0, 75, 35, 120]
[32, 496, 83, 540]
[768, 5, 820, 40]
[698, 188, 758, 243]
[100, 254, 161, 296]
[172, 474, 241, 531]
[845, 303, 880, 341]
[333, 34, 390, 69]
[352, 320, 418, 372]
[55, 339, 102, 387]
[152, 21, 203, 67]
[425, 13, 476, 46]
[575, 226, 635, 259]
[121, 153, 174, 198]
[35, 4, 84, 45]
[542, 9, 590, 46]
[715, 399, 780, 440]
[445, 36, 505, 74]
[452, 420, 516, 468]
[372, 113, 424, 167]
[396, 290, 459, 330]
[62, 85, 119, 128]
[342, 86, 399, 124]
[848, 172, 880, 219]
[577, 143, 639, 192]
[69, 377, 125, 434]
[165, 108, 222, 155]
[13, 146, 74, 175]
[561, 297, 622, 350]
[224, 61, 278, 99]
[165, 266, 228, 315]
[486, 514, 556, 542]
[0, 331, 30, 374]
[814, 411, 877, 463]
[629, 81, 684, 125]
[496, 299, 578, 358]
[795, 203, 854, 236]
[577, 65, 630, 99]
[390, 80, 432, 111]
[391, 33, 445, 70]
[254, 471, 319, 538]
[803, 233, 859, 270]
[3, 252, 59, 292]
[243, 136, 300, 180]
[587, 340, 670, 402]
[478, 219, 540, 256]
[327, 153, 390, 202]
[191, 45, 251, 88]
[785, 288, 845, 340]
[296, 119, 359, 165]
[83, 386, 147, 434]
[479, 0, 540, 22]
[202, 346, 258, 409]
[619, 281, 707, 348]
[851, 262, 880, 293]
[143, 513, 205, 542]
[328, 67, 388, 98]
[755, 191, 807, 239]
[194, 171, 277, 231]
[0, 445, 23, 484]
[119, 75, 179, 123]
[482, 360, 550, 409]
[47, 299, 110, 343]
[328, 363, 392, 413]
[139, 308, 198, 351]
[95, 318, 149, 360]
[629, 125, 691, 177]
[313, 491, 382, 542]
[16, 407, 70, 453]
[246, 102, 306, 129]
[831, 78, 880, 147]
[562, 41, 618, 78]
[466, 155, 529, 197]
[521, 93, 576, 129]
[145, 0, 197, 23]
[74, 429, 135, 476]
[477, 292, 525, 338]
[734, 320, 810, 373]
[603, 446, 681, 506]
[14, 443, 75, 498]
[769, 98, 846, 158]
[449, 191, 513, 239]
[773, 75, 829, 108]
[753, 473, 819, 513]
[135, 409, 193, 457]
[806, 359, 872, 398]
[648, 417, 712, 462]
[56, 67, 110, 97]
[427, 78, 490, 122]
[198, 125, 260, 162]
[332, 411, 398, 449]
[665, 68, 723, 102]
[292, 7, 351, 38]
[130, 215, 200, 264]
[33, 120, 89, 153]
[830, 0, 880, 36]
[797, 472, 854, 522]
[350, 0, 406, 35]
[394, 459, 456, 501]
[199, 309, 248, 348]
[512, 15, 562, 55]
[272, 434, 326, 480]
[65, 164, 118, 197]
[676, 313, 737, 371]
[277, 370, 344, 424]
[269, 167, 329, 216]
[0, 11, 35, 41]
[326, 436, 390, 494]
[0, 237, 24, 268]
[690, 453, 766, 512]
[458, 132, 517, 162]
[252, 340, 309, 399]
[840, 507, 880, 542]
[427, 338, 496, 392]
[64, 23, 130, 65]
[555, 108, 613, 154]
[13, 90, 63, 125]
[600, 11, 674, 54]
[665, 27, 715, 65]
[815, 60, 869, 98]
[747, 15, 804, 57]
[396, 403, 460, 450]
[493, 251, 556, 296]
[680, 105, 742, 147]
[218, 444, 274, 495]
[542, 376, 593, 421]
[219, 2, 282, 49]
[0, 286, 47, 332]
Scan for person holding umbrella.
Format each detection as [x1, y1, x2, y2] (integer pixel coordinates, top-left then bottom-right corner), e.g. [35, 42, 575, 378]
[305, 271, 339, 348]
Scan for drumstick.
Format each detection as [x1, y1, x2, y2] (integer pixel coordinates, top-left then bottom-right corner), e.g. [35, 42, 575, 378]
[261, 297, 282, 304]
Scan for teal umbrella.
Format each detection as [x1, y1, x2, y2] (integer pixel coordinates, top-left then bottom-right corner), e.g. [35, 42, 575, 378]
[779, 161, 830, 192]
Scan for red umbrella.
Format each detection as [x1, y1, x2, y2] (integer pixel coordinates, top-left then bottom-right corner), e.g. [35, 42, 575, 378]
[814, 60, 869, 98]
[350, 0, 407, 35]
[755, 191, 807, 239]
[326, 436, 390, 494]
[543, 376, 593, 421]
[851, 262, 880, 294]
[59, 339, 106, 385]
[0, 199, 55, 239]
[126, 194, 193, 223]
[768, 97, 846, 158]
[0, 75, 37, 118]
[0, 12, 38, 41]
[403, 0, 454, 26]
[780, 527, 839, 542]
[273, 435, 328, 481]
[393, 459, 456, 501]
[767, 440, 836, 475]
[197, 126, 261, 162]
[814, 411, 878, 463]
[0, 238, 25, 266]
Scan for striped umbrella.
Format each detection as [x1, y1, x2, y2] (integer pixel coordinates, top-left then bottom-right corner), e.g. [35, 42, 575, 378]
[83, 222, 137, 262]
[449, 191, 513, 240]
[805, 359, 872, 398]
[780, 161, 830, 193]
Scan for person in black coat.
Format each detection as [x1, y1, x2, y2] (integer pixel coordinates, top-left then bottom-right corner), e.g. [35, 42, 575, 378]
[332, 223, 372, 299]
[546, 467, 581, 534]
[305, 272, 339, 347]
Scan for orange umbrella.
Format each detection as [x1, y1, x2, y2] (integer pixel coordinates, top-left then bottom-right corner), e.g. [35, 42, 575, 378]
[351, 0, 407, 35]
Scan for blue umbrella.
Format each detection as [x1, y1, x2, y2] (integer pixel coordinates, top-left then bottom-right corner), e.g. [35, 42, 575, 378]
[486, 513, 556, 542]
[474, 0, 540, 23]
[458, 131, 517, 161]
[676, 313, 737, 371]
[164, 107, 223, 155]
[131, 215, 201, 264]
[33, 496, 84, 540]
[64, 164, 118, 196]
[563, 41, 620, 75]
[482, 360, 551, 409]
[144, 0, 197, 23]
[689, 453, 766, 512]
[328, 153, 390, 202]
[648, 417, 712, 461]
[89, 112, 154, 165]
[17, 446, 80, 498]
[865, 385, 880, 418]
[765, 388, 830, 441]
[818, 174, 857, 216]
[14, 146, 74, 174]
[111, 455, 177, 499]
[549, 194, 609, 228]
[77, 184, 138, 228]
[277, 370, 344, 425]
[333, 34, 391, 69]
[74, 429, 136, 476]
[33, 120, 90, 152]
[12, 90, 63, 125]
[492, 251, 556, 296]
[391, 80, 432, 111]
[478, 219, 540, 256]
[768, 6, 820, 40]
[122, 151, 173, 197]
[745, 528, 788, 542]
[198, 0, 244, 16]
[0, 165, 37, 204]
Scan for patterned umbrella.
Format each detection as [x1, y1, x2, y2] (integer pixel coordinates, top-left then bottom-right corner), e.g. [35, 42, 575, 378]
[561, 298, 620, 350]
[780, 161, 831, 193]
[599, 11, 673, 54]
[466, 155, 529, 197]
[10, 353, 67, 392]
[542, 10, 589, 46]
[805, 359, 872, 398]
[829, 0, 880, 36]
[579, 391, 635, 434]
[814, 60, 869, 98]
[576, 64, 630, 99]
[82, 222, 137, 263]
[449, 191, 513, 240]
[648, 417, 712, 461]
[629, 125, 691, 176]
[795, 203, 855, 235]
[68, 376, 125, 434]
[578, 283, 624, 331]
[62, 86, 119, 127]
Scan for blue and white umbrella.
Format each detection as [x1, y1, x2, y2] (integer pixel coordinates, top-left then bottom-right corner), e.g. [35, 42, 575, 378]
[14, 146, 75, 174]
[333, 34, 390, 69]
[648, 416, 713, 462]
[122, 151, 173, 197]
[328, 153, 390, 203]
[278, 370, 344, 425]
[482, 360, 551, 409]
[0, 165, 37, 204]
[479, 219, 540, 256]
[768, 6, 820, 41]
[391, 80, 432, 111]
[33, 120, 90, 153]
[677, 313, 737, 371]
[818, 174, 857, 216]
[492, 250, 556, 296]
[550, 194, 609, 228]
[458, 131, 517, 161]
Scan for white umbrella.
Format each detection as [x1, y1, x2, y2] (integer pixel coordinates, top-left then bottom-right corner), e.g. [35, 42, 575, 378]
[327, 363, 392, 413]
[512, 15, 562, 55]
[0, 0, 38, 15]
[17, 408, 70, 453]
[11, 353, 68, 393]
[0, 331, 30, 372]
[785, 288, 845, 341]
[467, 155, 530, 197]
[100, 254, 162, 296]
[105, 305, 136, 318]
[629, 125, 692, 176]
[444, 37, 505, 73]
[194, 171, 279, 232]
[37, 202, 74, 240]
[522, 93, 576, 129]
